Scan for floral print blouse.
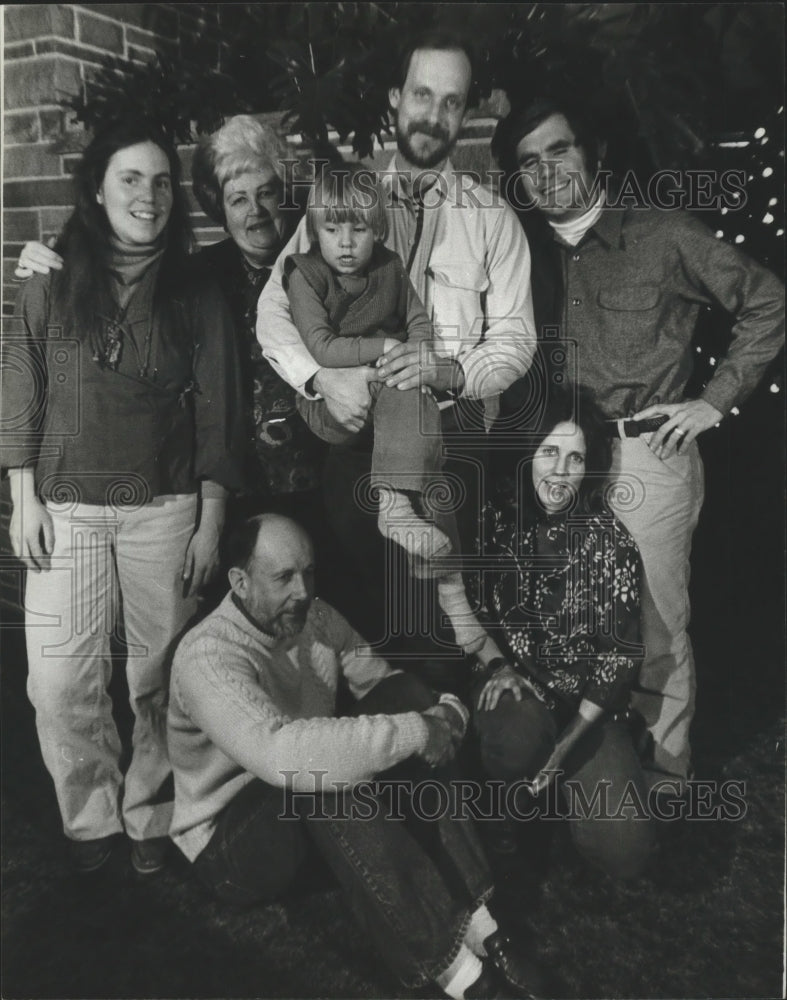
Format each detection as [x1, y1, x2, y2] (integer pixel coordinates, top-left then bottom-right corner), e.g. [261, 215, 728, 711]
[474, 502, 643, 717]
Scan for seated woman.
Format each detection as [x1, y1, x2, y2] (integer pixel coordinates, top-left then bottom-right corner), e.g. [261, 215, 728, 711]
[472, 383, 656, 879]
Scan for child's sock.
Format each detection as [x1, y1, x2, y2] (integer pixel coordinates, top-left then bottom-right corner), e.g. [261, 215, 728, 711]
[464, 904, 499, 957]
[437, 573, 490, 655]
[377, 487, 451, 561]
[435, 944, 484, 999]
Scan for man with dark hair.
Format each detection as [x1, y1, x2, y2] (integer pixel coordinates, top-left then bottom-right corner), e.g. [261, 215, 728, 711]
[492, 98, 784, 792]
[257, 31, 536, 666]
[390, 28, 478, 166]
[394, 27, 476, 95]
[260, 27, 534, 423]
[167, 513, 544, 999]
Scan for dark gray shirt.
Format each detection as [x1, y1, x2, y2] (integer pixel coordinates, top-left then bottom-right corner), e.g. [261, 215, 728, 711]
[543, 206, 784, 418]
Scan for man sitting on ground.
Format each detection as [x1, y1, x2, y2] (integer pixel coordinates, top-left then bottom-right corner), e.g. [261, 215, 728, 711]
[167, 513, 545, 999]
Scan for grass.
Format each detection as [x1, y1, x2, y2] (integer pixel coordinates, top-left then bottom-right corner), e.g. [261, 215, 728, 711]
[2, 396, 785, 1000]
[2, 676, 783, 999]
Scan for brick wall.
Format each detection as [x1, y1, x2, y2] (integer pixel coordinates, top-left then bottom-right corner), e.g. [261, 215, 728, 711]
[2, 3, 225, 314]
[3, 4, 503, 316]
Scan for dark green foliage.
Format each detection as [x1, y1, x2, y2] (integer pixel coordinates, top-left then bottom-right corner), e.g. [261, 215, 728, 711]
[67, 53, 250, 145]
[66, 3, 784, 169]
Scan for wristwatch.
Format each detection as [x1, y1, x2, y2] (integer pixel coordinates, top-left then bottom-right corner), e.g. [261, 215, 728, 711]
[473, 656, 510, 680]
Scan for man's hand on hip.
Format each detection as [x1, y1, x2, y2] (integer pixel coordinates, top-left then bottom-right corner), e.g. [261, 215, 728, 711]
[633, 399, 722, 459]
[313, 367, 377, 433]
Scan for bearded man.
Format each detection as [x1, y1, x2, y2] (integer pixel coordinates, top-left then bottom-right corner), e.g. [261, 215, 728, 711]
[167, 514, 546, 999]
[257, 30, 537, 663]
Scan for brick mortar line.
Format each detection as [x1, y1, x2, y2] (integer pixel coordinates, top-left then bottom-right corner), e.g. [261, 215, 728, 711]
[41, 36, 124, 59]
[5, 177, 75, 183]
[3, 142, 77, 149]
[71, 4, 141, 29]
[5, 51, 104, 66]
[8, 34, 71, 49]
[3, 204, 73, 210]
[5, 106, 70, 115]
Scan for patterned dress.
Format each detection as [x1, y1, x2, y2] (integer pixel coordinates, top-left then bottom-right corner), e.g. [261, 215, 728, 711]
[475, 502, 643, 720]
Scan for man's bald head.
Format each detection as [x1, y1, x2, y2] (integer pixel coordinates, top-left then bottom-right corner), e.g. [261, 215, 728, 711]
[227, 514, 315, 638]
[253, 513, 312, 562]
[225, 514, 311, 572]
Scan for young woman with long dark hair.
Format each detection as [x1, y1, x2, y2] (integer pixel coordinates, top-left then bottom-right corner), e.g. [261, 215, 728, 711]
[2, 117, 242, 876]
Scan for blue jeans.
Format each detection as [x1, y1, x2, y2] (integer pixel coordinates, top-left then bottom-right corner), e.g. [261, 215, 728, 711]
[192, 674, 493, 987]
[475, 691, 656, 879]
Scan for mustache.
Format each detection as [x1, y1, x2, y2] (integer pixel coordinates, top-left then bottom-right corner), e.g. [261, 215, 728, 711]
[407, 120, 450, 143]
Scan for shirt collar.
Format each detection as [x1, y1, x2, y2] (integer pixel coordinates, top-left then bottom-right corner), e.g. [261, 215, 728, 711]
[548, 192, 605, 245]
[549, 200, 625, 251]
[231, 592, 277, 638]
[382, 154, 458, 207]
[590, 204, 625, 248]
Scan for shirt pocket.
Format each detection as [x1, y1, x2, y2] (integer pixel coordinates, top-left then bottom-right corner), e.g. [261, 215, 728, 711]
[597, 285, 661, 311]
[427, 261, 489, 346]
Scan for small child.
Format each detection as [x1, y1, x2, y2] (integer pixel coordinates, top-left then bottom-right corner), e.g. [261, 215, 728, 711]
[282, 162, 502, 659]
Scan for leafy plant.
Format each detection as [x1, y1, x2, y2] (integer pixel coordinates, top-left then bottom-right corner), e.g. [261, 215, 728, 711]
[65, 3, 784, 171]
[67, 52, 250, 144]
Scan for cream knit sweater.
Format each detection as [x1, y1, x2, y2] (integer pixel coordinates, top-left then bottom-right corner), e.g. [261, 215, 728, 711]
[168, 593, 432, 860]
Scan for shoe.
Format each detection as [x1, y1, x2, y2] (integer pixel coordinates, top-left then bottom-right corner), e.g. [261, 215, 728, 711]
[483, 931, 546, 998]
[68, 835, 117, 874]
[130, 836, 169, 876]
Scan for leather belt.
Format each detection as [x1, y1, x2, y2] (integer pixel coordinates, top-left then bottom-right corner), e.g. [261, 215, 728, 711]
[607, 415, 668, 438]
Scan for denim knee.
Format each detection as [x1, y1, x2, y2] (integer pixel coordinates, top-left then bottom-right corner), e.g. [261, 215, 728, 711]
[194, 821, 307, 907]
[353, 672, 437, 716]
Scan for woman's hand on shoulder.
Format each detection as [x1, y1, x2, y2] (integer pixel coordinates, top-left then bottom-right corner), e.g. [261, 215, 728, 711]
[15, 239, 63, 278]
[477, 663, 532, 713]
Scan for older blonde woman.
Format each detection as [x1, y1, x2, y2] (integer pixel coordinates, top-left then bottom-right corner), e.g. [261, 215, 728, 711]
[17, 116, 331, 552]
[190, 116, 326, 508]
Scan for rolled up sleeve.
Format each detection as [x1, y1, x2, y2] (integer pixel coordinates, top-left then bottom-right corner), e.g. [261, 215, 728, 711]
[257, 221, 323, 394]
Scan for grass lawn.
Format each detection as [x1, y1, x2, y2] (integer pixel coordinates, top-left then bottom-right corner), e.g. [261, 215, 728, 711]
[2, 400, 784, 999]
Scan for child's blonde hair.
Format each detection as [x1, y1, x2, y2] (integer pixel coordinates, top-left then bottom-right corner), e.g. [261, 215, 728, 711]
[306, 162, 388, 244]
